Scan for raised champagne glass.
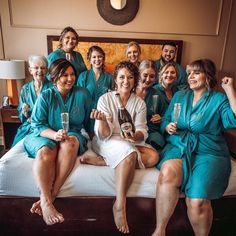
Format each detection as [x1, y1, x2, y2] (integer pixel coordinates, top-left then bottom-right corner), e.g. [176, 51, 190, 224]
[152, 95, 159, 114]
[173, 103, 181, 124]
[61, 112, 69, 131]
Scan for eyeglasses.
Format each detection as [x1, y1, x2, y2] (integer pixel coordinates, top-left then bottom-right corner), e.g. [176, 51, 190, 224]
[30, 66, 47, 70]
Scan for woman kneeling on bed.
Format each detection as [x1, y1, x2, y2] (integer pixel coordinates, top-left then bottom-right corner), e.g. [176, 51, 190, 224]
[81, 61, 159, 234]
[24, 58, 93, 225]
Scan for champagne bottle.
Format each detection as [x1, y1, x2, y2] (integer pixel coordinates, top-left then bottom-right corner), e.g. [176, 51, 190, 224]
[115, 93, 135, 136]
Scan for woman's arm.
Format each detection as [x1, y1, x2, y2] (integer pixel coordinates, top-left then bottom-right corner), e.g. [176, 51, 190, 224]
[40, 128, 67, 142]
[90, 109, 110, 139]
[222, 77, 236, 115]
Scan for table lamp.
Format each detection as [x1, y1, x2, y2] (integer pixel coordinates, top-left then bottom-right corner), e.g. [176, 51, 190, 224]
[0, 59, 25, 107]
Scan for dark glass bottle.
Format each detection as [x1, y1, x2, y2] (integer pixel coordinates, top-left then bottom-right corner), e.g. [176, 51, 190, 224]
[115, 93, 135, 136]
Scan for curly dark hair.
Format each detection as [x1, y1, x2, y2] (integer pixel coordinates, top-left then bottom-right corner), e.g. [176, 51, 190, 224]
[58, 26, 79, 49]
[187, 59, 217, 90]
[49, 58, 77, 83]
[113, 61, 139, 92]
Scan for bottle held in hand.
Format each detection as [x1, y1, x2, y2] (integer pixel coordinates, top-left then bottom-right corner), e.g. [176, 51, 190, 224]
[115, 93, 135, 137]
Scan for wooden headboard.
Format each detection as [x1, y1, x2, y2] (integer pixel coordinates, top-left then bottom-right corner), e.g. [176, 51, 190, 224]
[47, 36, 183, 69]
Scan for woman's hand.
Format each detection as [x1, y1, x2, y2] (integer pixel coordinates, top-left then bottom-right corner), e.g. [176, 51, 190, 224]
[22, 103, 30, 118]
[166, 122, 177, 135]
[222, 76, 236, 114]
[221, 77, 234, 92]
[90, 109, 106, 121]
[53, 129, 68, 142]
[150, 114, 162, 123]
[121, 130, 134, 142]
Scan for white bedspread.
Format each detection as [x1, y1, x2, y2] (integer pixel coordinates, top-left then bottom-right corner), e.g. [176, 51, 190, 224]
[0, 139, 236, 198]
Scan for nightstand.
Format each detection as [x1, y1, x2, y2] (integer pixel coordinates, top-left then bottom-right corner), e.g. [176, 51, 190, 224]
[0, 107, 21, 150]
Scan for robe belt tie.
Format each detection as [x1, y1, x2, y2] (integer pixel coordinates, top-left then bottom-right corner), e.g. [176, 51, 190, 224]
[181, 131, 199, 191]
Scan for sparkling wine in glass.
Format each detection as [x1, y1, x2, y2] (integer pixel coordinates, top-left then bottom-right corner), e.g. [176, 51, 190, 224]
[61, 112, 69, 131]
[152, 95, 159, 114]
[173, 103, 181, 124]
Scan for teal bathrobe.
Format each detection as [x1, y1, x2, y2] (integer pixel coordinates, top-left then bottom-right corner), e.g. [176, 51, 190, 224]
[144, 87, 166, 150]
[158, 89, 236, 199]
[77, 69, 112, 108]
[24, 85, 93, 158]
[153, 83, 178, 111]
[47, 49, 87, 81]
[12, 80, 53, 147]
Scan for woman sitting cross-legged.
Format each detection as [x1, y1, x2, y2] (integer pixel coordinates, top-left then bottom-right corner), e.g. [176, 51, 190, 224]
[24, 58, 93, 225]
[152, 59, 236, 236]
[81, 61, 159, 234]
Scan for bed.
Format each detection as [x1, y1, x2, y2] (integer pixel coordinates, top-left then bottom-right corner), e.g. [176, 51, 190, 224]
[0, 135, 236, 236]
[0, 37, 235, 235]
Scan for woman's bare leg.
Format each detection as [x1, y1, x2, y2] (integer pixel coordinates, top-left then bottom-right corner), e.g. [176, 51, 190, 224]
[32, 146, 64, 225]
[51, 136, 79, 198]
[152, 159, 182, 236]
[113, 152, 137, 234]
[136, 145, 159, 168]
[31, 137, 79, 216]
[186, 198, 213, 236]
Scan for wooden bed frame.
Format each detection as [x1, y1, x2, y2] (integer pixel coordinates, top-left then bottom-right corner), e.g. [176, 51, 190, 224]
[0, 37, 235, 236]
[0, 196, 235, 236]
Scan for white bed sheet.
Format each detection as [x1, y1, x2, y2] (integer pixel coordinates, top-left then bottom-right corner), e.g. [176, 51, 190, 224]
[0, 139, 235, 198]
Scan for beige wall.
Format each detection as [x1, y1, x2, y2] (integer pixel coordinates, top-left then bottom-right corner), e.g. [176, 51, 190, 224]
[0, 0, 235, 101]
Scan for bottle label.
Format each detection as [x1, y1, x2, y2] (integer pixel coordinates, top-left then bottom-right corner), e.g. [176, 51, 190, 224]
[120, 122, 133, 133]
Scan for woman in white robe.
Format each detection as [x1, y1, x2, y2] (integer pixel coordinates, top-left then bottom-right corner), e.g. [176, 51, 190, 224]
[83, 61, 159, 234]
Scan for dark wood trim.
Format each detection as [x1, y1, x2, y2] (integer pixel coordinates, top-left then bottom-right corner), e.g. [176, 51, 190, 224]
[0, 196, 235, 235]
[47, 35, 183, 64]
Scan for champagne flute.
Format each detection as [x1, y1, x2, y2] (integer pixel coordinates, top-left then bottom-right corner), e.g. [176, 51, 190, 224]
[173, 103, 181, 124]
[61, 112, 69, 131]
[152, 95, 159, 114]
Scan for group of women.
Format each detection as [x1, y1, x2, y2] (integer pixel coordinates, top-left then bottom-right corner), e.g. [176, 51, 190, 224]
[13, 26, 236, 236]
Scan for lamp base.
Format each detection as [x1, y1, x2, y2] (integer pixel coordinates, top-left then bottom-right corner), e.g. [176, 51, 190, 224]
[7, 80, 19, 106]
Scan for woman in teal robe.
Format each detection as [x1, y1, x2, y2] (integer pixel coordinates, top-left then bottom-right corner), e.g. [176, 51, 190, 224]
[24, 59, 93, 226]
[136, 60, 166, 150]
[153, 62, 180, 111]
[77, 45, 112, 109]
[47, 26, 87, 81]
[152, 59, 236, 236]
[12, 55, 52, 147]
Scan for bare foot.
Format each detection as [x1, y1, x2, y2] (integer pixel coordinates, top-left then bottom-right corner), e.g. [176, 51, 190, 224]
[113, 202, 129, 234]
[80, 155, 106, 166]
[41, 202, 64, 225]
[30, 200, 42, 215]
[151, 228, 165, 236]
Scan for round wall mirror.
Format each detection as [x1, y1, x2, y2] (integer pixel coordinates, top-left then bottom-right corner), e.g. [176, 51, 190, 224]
[97, 0, 139, 25]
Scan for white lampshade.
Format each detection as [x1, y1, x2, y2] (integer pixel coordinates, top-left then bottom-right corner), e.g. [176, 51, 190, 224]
[0, 60, 25, 80]
[0, 59, 25, 106]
